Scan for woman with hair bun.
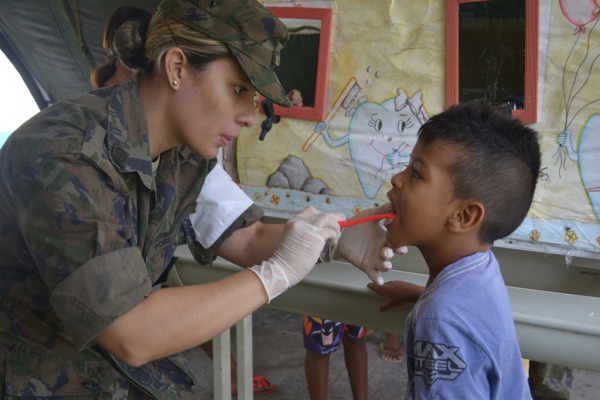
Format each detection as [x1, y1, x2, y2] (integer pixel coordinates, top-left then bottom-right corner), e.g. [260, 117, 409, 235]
[0, 0, 396, 397]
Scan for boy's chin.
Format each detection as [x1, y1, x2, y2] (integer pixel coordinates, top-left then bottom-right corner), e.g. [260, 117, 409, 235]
[385, 233, 405, 249]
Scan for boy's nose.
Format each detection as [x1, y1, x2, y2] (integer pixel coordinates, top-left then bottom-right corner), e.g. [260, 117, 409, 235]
[390, 171, 403, 188]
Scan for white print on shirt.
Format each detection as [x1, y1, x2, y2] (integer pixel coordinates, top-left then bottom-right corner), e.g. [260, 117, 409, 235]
[414, 341, 467, 385]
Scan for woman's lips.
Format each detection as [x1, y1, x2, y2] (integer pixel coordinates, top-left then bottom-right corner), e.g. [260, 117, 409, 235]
[220, 135, 233, 147]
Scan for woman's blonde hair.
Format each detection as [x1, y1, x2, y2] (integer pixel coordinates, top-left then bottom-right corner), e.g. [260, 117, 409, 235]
[114, 11, 230, 75]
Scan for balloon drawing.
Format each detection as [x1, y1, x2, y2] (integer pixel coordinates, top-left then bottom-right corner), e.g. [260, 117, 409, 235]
[559, 0, 600, 35]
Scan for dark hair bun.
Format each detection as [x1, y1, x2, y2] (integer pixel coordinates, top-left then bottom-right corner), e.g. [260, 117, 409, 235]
[113, 17, 151, 69]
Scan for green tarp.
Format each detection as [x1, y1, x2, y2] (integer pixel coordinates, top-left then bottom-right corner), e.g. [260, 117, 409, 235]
[0, 1, 158, 109]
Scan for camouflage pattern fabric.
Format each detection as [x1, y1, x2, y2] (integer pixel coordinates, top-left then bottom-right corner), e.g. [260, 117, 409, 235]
[0, 76, 262, 398]
[158, 0, 292, 107]
[528, 361, 574, 399]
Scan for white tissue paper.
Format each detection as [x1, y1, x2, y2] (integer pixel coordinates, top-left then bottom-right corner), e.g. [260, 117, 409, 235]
[189, 164, 253, 248]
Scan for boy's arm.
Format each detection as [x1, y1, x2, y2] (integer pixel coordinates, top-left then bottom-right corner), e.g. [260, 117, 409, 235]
[367, 280, 424, 311]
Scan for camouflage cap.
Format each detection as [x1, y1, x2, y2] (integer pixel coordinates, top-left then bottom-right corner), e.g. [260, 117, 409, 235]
[159, 0, 292, 107]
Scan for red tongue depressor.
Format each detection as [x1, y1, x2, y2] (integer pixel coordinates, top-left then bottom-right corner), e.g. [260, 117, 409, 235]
[338, 213, 396, 228]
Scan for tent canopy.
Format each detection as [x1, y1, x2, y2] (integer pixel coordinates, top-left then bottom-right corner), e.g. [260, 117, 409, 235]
[0, 1, 158, 109]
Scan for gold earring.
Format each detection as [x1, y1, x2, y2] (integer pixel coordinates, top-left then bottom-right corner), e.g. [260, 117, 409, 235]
[172, 80, 178, 86]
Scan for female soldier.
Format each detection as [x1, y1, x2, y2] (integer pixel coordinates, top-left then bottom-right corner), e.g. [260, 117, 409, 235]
[0, 0, 395, 397]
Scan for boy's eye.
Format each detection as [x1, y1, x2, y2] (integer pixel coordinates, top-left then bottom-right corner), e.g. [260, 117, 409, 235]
[410, 167, 421, 179]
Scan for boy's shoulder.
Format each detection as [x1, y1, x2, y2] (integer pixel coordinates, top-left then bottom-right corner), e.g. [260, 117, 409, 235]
[421, 252, 508, 312]
[416, 251, 516, 337]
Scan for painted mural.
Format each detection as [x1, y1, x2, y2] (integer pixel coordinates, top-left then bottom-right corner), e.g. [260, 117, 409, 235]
[236, 1, 600, 256]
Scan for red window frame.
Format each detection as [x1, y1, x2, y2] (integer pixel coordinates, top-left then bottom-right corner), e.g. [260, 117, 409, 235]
[446, 0, 538, 123]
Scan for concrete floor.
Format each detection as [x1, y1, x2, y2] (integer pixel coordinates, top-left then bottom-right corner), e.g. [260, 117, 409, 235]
[196, 307, 599, 399]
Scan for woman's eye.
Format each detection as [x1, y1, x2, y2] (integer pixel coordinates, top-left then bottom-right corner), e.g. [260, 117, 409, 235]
[235, 86, 248, 96]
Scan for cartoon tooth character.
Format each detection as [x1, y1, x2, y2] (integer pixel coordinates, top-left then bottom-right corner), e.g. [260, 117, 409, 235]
[317, 88, 429, 199]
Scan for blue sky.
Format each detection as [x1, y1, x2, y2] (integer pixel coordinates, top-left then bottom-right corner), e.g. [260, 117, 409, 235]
[0, 51, 39, 146]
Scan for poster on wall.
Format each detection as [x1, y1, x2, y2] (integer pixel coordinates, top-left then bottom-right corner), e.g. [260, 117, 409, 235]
[520, 0, 600, 257]
[237, 1, 600, 258]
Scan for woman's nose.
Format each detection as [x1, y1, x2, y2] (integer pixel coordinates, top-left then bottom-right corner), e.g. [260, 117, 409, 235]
[238, 107, 256, 128]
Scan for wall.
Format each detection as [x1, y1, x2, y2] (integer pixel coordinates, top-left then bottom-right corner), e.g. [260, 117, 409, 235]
[234, 0, 600, 261]
[210, 0, 600, 372]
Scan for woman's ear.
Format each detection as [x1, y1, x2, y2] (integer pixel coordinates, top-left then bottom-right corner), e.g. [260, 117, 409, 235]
[447, 200, 484, 233]
[164, 47, 186, 90]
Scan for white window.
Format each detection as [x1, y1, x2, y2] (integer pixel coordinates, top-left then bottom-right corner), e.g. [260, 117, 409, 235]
[0, 50, 39, 148]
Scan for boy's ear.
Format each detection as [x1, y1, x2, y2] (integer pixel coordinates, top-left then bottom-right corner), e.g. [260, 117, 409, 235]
[447, 200, 484, 233]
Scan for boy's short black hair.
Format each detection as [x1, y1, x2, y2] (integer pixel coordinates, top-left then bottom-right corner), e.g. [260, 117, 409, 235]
[417, 101, 541, 244]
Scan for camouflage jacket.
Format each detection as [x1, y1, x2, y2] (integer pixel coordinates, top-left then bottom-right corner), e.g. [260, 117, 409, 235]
[0, 77, 262, 399]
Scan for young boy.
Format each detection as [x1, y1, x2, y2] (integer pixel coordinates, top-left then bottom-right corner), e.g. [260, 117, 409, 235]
[368, 101, 541, 399]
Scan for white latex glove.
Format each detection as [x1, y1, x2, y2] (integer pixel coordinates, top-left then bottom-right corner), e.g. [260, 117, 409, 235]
[250, 207, 344, 302]
[331, 203, 408, 285]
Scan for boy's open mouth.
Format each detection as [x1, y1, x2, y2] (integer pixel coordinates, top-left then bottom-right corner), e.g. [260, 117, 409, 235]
[383, 214, 395, 229]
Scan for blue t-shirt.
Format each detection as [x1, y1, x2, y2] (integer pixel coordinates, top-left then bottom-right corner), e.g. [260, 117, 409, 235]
[404, 251, 531, 399]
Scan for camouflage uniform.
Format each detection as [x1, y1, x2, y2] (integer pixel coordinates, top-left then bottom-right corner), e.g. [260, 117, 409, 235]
[0, 0, 291, 396]
[0, 77, 262, 398]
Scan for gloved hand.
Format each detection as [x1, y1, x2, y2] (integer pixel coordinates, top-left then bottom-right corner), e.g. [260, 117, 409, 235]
[329, 203, 407, 285]
[249, 207, 344, 302]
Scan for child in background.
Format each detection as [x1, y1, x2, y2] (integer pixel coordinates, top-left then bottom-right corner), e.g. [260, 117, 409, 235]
[303, 316, 368, 400]
[380, 332, 403, 363]
[368, 101, 541, 399]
